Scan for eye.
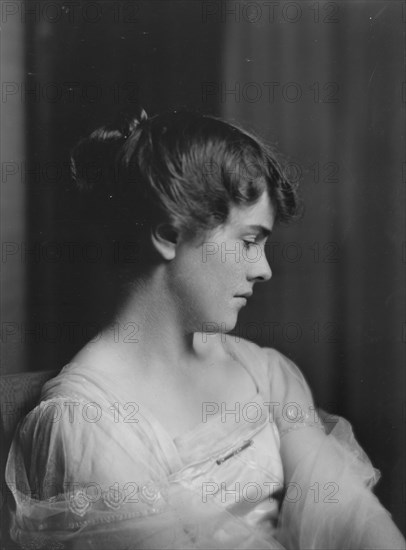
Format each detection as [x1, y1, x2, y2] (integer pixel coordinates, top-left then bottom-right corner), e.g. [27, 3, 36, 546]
[242, 238, 257, 250]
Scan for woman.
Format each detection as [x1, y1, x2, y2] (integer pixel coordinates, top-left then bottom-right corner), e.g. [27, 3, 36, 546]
[6, 110, 405, 549]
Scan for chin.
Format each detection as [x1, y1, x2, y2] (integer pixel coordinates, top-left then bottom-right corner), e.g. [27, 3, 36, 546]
[198, 315, 238, 335]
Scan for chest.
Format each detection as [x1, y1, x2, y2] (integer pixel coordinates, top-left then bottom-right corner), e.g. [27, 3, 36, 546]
[132, 356, 258, 440]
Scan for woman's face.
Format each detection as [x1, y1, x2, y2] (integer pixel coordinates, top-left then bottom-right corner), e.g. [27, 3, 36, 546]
[168, 191, 275, 333]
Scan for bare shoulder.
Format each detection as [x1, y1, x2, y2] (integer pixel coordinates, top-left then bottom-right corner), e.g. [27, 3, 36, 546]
[195, 333, 280, 394]
[193, 333, 260, 399]
[193, 332, 264, 366]
[210, 336, 310, 401]
[219, 334, 277, 375]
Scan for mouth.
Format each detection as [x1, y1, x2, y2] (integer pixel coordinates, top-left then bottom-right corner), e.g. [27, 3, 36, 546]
[235, 292, 253, 299]
[234, 292, 252, 306]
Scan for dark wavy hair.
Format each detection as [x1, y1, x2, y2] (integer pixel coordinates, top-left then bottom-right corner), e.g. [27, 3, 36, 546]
[70, 109, 300, 260]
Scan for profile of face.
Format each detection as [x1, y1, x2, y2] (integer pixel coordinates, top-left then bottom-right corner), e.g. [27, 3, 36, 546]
[71, 112, 297, 336]
[165, 191, 275, 334]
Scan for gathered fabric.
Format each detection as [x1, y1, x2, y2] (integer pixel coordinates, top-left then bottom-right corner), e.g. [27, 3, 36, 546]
[6, 337, 403, 549]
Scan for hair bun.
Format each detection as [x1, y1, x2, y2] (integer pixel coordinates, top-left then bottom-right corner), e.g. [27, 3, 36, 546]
[117, 108, 148, 140]
[70, 108, 148, 193]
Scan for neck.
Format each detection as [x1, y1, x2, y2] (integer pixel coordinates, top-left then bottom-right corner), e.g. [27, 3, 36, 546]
[96, 267, 212, 374]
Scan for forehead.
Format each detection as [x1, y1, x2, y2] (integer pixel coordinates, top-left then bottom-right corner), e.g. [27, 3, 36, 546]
[225, 192, 275, 233]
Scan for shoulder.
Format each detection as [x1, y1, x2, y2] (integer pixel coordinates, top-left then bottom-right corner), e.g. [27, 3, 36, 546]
[199, 332, 270, 368]
[219, 334, 302, 380]
[221, 336, 314, 402]
[17, 362, 126, 452]
[203, 333, 306, 395]
[16, 394, 104, 458]
[11, 392, 155, 491]
[40, 361, 116, 407]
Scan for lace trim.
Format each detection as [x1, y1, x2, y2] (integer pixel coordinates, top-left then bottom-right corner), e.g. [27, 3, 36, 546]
[64, 480, 167, 525]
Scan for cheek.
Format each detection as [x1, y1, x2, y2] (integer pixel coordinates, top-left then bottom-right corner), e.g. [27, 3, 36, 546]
[203, 252, 245, 297]
[168, 254, 215, 306]
[171, 243, 245, 305]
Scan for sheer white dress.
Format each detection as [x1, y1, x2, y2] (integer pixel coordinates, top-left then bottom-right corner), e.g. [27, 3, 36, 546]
[6, 336, 405, 549]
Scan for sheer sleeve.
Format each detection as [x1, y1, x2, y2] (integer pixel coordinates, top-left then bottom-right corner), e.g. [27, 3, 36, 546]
[266, 349, 326, 439]
[265, 349, 406, 550]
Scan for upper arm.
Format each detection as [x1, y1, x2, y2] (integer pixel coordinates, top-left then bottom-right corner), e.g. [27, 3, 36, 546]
[266, 349, 327, 482]
[9, 396, 157, 501]
[265, 350, 406, 550]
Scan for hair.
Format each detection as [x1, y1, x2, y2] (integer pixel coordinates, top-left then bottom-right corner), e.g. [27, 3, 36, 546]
[70, 109, 300, 263]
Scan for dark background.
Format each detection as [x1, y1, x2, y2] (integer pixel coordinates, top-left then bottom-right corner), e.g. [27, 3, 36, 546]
[1, 0, 405, 534]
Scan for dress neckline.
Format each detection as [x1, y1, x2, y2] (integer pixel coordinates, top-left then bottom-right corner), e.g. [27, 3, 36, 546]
[58, 337, 265, 473]
[131, 346, 265, 472]
[135, 344, 261, 442]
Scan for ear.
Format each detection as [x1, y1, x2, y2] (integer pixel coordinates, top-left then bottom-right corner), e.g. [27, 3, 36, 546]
[150, 223, 179, 261]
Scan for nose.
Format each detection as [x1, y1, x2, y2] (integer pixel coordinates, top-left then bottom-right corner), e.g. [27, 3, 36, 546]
[248, 251, 272, 283]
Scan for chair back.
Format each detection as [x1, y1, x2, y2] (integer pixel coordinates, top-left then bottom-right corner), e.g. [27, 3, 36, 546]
[0, 370, 58, 441]
[0, 369, 59, 549]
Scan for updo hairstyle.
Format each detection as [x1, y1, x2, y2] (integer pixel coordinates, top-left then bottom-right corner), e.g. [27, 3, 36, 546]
[70, 109, 300, 266]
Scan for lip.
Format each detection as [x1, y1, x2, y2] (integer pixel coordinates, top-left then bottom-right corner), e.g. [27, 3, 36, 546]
[235, 292, 253, 299]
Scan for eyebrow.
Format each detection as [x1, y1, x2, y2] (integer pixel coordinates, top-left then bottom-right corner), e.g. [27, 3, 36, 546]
[243, 224, 273, 238]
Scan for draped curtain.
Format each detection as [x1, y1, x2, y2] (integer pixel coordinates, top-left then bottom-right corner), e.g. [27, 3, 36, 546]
[1, 0, 403, 536]
[222, 1, 404, 532]
[0, 6, 27, 374]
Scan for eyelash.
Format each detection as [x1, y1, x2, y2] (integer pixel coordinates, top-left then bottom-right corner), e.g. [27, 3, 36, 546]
[242, 236, 270, 251]
[242, 239, 257, 249]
